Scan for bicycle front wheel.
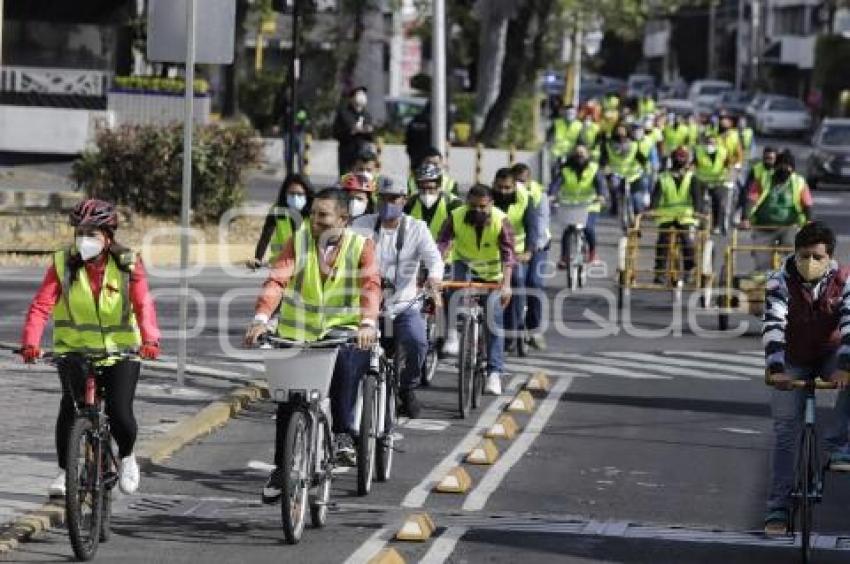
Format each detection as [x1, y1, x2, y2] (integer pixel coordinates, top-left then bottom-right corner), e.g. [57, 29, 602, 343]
[310, 420, 332, 529]
[357, 375, 377, 496]
[281, 410, 310, 544]
[797, 425, 818, 563]
[66, 417, 103, 561]
[457, 315, 476, 418]
[422, 317, 439, 386]
[471, 318, 486, 409]
[376, 369, 395, 482]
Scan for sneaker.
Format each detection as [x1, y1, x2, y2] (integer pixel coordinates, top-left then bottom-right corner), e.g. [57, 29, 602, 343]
[335, 433, 357, 466]
[829, 451, 850, 472]
[485, 372, 502, 396]
[442, 334, 460, 356]
[48, 471, 66, 498]
[528, 334, 547, 351]
[399, 389, 422, 419]
[261, 466, 284, 504]
[118, 453, 140, 495]
[763, 508, 789, 536]
[587, 250, 599, 264]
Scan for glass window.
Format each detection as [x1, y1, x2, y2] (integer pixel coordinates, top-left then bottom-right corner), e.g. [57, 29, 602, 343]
[769, 98, 805, 112]
[820, 126, 850, 146]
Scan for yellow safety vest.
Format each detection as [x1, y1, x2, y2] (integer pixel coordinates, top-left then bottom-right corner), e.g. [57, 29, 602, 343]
[277, 226, 367, 342]
[450, 206, 508, 282]
[53, 249, 141, 356]
[502, 185, 530, 254]
[750, 173, 807, 227]
[741, 128, 754, 152]
[752, 162, 773, 190]
[553, 119, 583, 157]
[722, 130, 742, 165]
[638, 98, 656, 118]
[410, 193, 451, 240]
[663, 124, 689, 154]
[607, 142, 642, 182]
[695, 145, 728, 184]
[269, 207, 298, 258]
[655, 171, 697, 226]
[560, 162, 601, 212]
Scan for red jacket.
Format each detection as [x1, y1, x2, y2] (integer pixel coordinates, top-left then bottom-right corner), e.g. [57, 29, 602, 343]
[22, 252, 160, 348]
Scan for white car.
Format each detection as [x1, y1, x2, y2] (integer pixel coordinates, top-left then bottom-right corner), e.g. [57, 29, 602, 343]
[751, 95, 812, 136]
[688, 80, 733, 114]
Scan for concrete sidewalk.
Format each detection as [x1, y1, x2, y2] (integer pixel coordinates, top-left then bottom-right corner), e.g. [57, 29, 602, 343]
[0, 349, 268, 543]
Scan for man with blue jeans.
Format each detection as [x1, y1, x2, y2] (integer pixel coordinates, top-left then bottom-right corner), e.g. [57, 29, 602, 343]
[352, 178, 444, 418]
[762, 221, 850, 535]
[439, 184, 516, 396]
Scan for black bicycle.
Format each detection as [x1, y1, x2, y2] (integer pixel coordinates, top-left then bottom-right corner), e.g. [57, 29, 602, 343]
[41, 352, 134, 561]
[766, 374, 838, 564]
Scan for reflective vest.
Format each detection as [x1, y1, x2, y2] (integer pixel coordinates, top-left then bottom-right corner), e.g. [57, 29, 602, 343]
[450, 206, 507, 282]
[407, 173, 457, 196]
[502, 185, 530, 254]
[560, 162, 601, 212]
[52, 249, 141, 356]
[410, 193, 451, 240]
[662, 124, 689, 154]
[553, 119, 583, 157]
[269, 207, 298, 258]
[722, 130, 742, 165]
[526, 180, 551, 242]
[638, 97, 656, 118]
[694, 145, 728, 184]
[750, 173, 806, 227]
[655, 171, 697, 226]
[752, 162, 774, 191]
[277, 226, 367, 342]
[638, 137, 656, 172]
[600, 109, 620, 135]
[740, 127, 754, 153]
[686, 122, 699, 147]
[607, 142, 642, 182]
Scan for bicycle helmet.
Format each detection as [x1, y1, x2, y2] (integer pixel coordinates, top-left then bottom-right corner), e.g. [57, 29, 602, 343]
[415, 162, 442, 183]
[671, 147, 690, 167]
[69, 199, 119, 231]
[338, 172, 376, 193]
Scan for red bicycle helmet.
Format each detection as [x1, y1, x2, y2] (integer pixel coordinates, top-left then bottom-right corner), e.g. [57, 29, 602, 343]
[70, 199, 119, 231]
[338, 172, 376, 193]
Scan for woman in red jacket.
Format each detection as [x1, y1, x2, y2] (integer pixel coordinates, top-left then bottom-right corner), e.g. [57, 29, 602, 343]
[19, 199, 160, 498]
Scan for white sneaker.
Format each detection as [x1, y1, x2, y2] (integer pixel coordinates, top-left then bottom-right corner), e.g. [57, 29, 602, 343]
[48, 471, 66, 498]
[119, 454, 140, 495]
[485, 372, 502, 396]
[442, 333, 460, 356]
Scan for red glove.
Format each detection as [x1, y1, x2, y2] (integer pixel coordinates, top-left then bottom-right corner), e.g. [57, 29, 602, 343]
[20, 345, 40, 364]
[139, 341, 160, 360]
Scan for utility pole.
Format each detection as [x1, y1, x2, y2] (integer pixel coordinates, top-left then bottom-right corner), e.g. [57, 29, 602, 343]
[735, 0, 744, 90]
[286, 0, 301, 175]
[0, 0, 5, 72]
[750, 0, 760, 88]
[431, 0, 447, 157]
[563, 15, 582, 108]
[708, 0, 717, 78]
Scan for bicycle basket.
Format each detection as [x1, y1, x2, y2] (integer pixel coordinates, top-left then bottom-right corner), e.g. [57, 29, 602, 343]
[263, 348, 339, 403]
[560, 204, 591, 227]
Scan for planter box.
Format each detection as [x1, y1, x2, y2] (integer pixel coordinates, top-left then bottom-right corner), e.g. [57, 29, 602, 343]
[107, 90, 211, 126]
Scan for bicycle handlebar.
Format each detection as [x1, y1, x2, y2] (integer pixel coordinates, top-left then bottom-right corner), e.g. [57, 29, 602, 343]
[765, 375, 839, 390]
[258, 333, 357, 350]
[441, 281, 503, 290]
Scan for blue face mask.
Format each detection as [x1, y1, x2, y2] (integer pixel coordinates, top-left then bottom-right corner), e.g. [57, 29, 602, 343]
[378, 202, 404, 221]
[286, 193, 307, 212]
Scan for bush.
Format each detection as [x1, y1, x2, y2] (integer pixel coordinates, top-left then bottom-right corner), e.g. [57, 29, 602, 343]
[71, 124, 264, 222]
[112, 75, 209, 95]
[238, 70, 286, 134]
[501, 94, 537, 150]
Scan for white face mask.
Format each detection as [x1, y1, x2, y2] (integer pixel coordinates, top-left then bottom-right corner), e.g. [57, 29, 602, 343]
[76, 236, 104, 261]
[349, 199, 368, 218]
[515, 181, 526, 191]
[286, 193, 307, 212]
[420, 192, 440, 208]
[354, 92, 367, 108]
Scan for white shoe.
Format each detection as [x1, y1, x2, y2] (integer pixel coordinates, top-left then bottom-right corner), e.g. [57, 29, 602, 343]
[48, 471, 66, 498]
[119, 454, 140, 495]
[442, 334, 460, 356]
[485, 372, 502, 396]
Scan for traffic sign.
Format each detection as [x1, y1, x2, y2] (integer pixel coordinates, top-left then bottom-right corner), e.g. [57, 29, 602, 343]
[147, 0, 235, 64]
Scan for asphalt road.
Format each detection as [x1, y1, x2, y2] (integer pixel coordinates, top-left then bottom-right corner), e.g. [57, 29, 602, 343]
[5, 208, 850, 563]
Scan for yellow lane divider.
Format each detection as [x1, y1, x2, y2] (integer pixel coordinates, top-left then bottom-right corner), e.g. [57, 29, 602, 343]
[506, 390, 536, 413]
[485, 414, 520, 440]
[466, 438, 500, 465]
[396, 513, 437, 542]
[367, 547, 406, 564]
[525, 372, 551, 392]
[434, 467, 473, 494]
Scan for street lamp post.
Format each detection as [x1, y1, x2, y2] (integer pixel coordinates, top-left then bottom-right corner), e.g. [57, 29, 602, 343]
[286, 0, 301, 175]
[431, 0, 447, 157]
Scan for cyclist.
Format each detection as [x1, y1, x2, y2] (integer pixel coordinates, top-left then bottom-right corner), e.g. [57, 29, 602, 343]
[650, 147, 701, 284]
[743, 150, 813, 270]
[244, 188, 381, 503]
[736, 146, 777, 227]
[351, 147, 380, 179]
[250, 173, 313, 268]
[554, 144, 607, 267]
[577, 109, 602, 163]
[339, 171, 376, 219]
[761, 221, 850, 535]
[662, 113, 689, 161]
[602, 122, 648, 221]
[512, 162, 551, 350]
[693, 132, 730, 235]
[550, 105, 583, 162]
[20, 199, 161, 497]
[490, 168, 542, 353]
[406, 147, 459, 196]
[637, 93, 656, 120]
[405, 162, 463, 241]
[438, 184, 516, 396]
[352, 179, 444, 418]
[634, 121, 661, 189]
[600, 92, 621, 136]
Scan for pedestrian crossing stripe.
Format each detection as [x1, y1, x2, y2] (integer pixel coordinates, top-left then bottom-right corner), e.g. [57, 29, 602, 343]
[598, 352, 760, 377]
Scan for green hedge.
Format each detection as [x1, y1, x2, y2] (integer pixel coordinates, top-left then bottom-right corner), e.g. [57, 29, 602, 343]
[813, 35, 850, 116]
[112, 75, 210, 95]
[71, 124, 264, 221]
[238, 70, 285, 135]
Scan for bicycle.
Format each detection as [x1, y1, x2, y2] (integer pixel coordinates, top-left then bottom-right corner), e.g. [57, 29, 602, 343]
[260, 333, 355, 543]
[766, 374, 839, 564]
[443, 281, 502, 419]
[38, 351, 135, 561]
[420, 294, 440, 387]
[608, 173, 639, 232]
[560, 201, 593, 292]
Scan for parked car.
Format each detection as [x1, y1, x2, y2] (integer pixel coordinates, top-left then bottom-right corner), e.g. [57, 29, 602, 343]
[657, 98, 695, 116]
[688, 79, 733, 114]
[806, 118, 850, 189]
[750, 95, 811, 136]
[714, 90, 753, 118]
[657, 79, 689, 100]
[627, 73, 656, 99]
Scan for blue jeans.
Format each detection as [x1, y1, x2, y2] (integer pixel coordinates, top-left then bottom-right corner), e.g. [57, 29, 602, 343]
[284, 132, 304, 175]
[382, 307, 427, 392]
[525, 245, 548, 332]
[633, 174, 651, 214]
[767, 353, 850, 512]
[450, 261, 505, 374]
[504, 261, 527, 338]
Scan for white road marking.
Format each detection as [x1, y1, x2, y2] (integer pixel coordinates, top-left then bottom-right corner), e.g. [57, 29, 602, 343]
[463, 375, 573, 511]
[598, 352, 760, 377]
[401, 418, 451, 432]
[341, 526, 398, 564]
[661, 351, 765, 367]
[512, 353, 745, 381]
[419, 526, 470, 564]
[246, 460, 276, 473]
[719, 427, 762, 435]
[504, 359, 671, 381]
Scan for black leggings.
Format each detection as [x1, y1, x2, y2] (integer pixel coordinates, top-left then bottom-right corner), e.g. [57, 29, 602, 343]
[55, 357, 140, 469]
